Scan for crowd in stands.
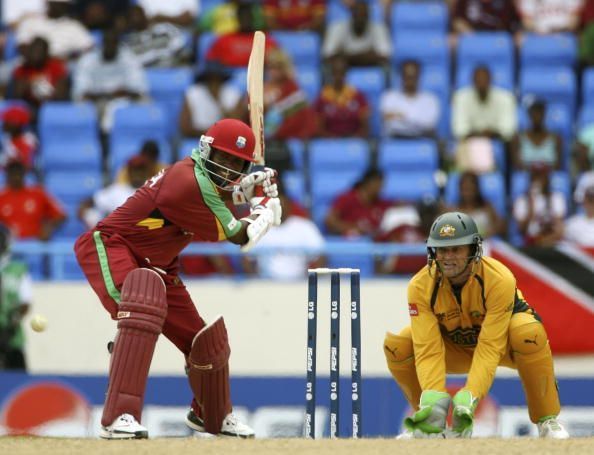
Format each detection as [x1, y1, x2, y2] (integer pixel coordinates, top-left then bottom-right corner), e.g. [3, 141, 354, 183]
[0, 0, 594, 280]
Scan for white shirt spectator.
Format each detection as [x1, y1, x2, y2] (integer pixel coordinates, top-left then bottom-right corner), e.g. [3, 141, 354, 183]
[2, 0, 44, 26]
[516, 0, 583, 34]
[184, 83, 241, 133]
[15, 15, 94, 59]
[513, 191, 566, 238]
[253, 215, 325, 280]
[81, 183, 136, 228]
[380, 90, 440, 137]
[72, 48, 147, 100]
[137, 0, 199, 19]
[564, 214, 594, 246]
[322, 21, 391, 59]
[452, 86, 517, 140]
[125, 23, 188, 67]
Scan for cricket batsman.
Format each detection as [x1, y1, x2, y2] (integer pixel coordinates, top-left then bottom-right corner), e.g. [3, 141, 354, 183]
[74, 119, 281, 439]
[383, 211, 569, 439]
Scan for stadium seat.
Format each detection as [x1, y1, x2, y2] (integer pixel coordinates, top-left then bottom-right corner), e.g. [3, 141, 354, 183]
[455, 62, 513, 90]
[444, 172, 506, 216]
[52, 206, 87, 240]
[179, 138, 199, 158]
[282, 170, 307, 206]
[310, 169, 363, 228]
[229, 68, 248, 93]
[521, 33, 577, 68]
[518, 102, 572, 141]
[510, 171, 571, 205]
[391, 2, 448, 34]
[578, 105, 594, 129]
[15, 252, 44, 280]
[109, 139, 172, 176]
[326, 0, 383, 24]
[326, 236, 375, 277]
[393, 32, 449, 70]
[491, 139, 506, 171]
[457, 32, 514, 73]
[295, 65, 321, 102]
[110, 103, 168, 143]
[286, 139, 305, 170]
[271, 31, 320, 67]
[308, 138, 370, 172]
[38, 102, 98, 145]
[378, 139, 439, 172]
[346, 67, 386, 137]
[382, 171, 438, 202]
[41, 140, 102, 173]
[520, 66, 576, 114]
[146, 67, 193, 136]
[583, 68, 594, 106]
[45, 170, 103, 208]
[196, 32, 216, 65]
[59, 254, 86, 280]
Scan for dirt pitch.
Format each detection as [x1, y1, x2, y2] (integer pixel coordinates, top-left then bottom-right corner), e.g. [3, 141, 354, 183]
[1, 437, 593, 455]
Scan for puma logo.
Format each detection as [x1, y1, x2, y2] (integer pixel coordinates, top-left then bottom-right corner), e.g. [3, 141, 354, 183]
[524, 335, 538, 345]
[384, 345, 398, 359]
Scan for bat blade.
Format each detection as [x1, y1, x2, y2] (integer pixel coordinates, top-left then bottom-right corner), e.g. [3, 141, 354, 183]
[247, 31, 266, 166]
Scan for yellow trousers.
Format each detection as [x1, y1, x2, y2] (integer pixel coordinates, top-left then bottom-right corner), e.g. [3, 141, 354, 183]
[383, 312, 560, 423]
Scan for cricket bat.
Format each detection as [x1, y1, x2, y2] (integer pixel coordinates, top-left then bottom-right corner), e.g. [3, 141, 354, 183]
[247, 31, 266, 166]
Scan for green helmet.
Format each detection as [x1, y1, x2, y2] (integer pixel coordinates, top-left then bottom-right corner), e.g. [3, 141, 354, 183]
[427, 211, 483, 265]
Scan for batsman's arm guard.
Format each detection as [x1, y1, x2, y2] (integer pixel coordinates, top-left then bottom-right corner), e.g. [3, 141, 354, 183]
[187, 315, 232, 435]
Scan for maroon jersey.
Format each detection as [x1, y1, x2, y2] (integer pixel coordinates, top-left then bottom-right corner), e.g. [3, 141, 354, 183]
[95, 152, 242, 270]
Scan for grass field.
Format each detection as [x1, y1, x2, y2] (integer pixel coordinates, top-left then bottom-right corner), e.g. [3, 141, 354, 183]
[1, 437, 593, 455]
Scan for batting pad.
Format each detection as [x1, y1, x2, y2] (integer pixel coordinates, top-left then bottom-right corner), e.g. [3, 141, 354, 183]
[101, 268, 167, 427]
[188, 315, 232, 434]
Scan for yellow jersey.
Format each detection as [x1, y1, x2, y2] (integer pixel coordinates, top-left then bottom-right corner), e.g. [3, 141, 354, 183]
[407, 256, 539, 398]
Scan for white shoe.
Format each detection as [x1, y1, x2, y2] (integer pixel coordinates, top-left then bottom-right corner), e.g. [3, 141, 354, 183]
[100, 413, 148, 439]
[396, 429, 446, 439]
[538, 418, 569, 439]
[185, 409, 255, 438]
[396, 430, 413, 439]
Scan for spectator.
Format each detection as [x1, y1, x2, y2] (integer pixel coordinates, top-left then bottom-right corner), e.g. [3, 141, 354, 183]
[579, 0, 594, 66]
[115, 140, 167, 184]
[0, 105, 38, 170]
[511, 100, 562, 171]
[79, 154, 153, 229]
[125, 4, 190, 67]
[322, 1, 392, 68]
[379, 60, 440, 138]
[325, 168, 392, 237]
[452, 65, 517, 141]
[2, 0, 46, 28]
[243, 184, 325, 280]
[10, 37, 69, 110]
[263, 0, 326, 33]
[0, 160, 66, 240]
[198, 0, 265, 35]
[72, 28, 148, 132]
[205, 4, 279, 68]
[313, 55, 369, 138]
[565, 172, 594, 247]
[73, 0, 130, 31]
[15, 0, 94, 60]
[448, 171, 506, 238]
[263, 49, 316, 140]
[453, 0, 521, 34]
[179, 61, 243, 138]
[0, 223, 32, 370]
[516, 0, 584, 34]
[136, 0, 198, 28]
[575, 118, 594, 172]
[513, 165, 566, 246]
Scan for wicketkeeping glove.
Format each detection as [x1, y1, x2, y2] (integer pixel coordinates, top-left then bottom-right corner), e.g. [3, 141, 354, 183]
[404, 390, 451, 437]
[451, 389, 479, 438]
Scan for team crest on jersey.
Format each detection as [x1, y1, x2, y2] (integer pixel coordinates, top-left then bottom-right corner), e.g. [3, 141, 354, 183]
[408, 303, 419, 316]
[439, 224, 456, 237]
[236, 136, 247, 148]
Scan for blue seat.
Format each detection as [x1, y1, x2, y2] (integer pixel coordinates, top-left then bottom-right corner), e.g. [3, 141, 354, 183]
[179, 138, 199, 158]
[382, 171, 438, 202]
[146, 67, 193, 135]
[196, 32, 216, 65]
[518, 102, 572, 141]
[45, 170, 103, 207]
[520, 66, 576, 114]
[310, 169, 363, 227]
[110, 139, 172, 176]
[14, 253, 45, 280]
[578, 105, 594, 129]
[38, 102, 98, 145]
[457, 33, 514, 72]
[272, 31, 320, 67]
[521, 33, 577, 68]
[491, 139, 506, 171]
[391, 2, 448, 34]
[326, 236, 375, 277]
[110, 103, 168, 143]
[393, 32, 449, 69]
[378, 139, 438, 171]
[295, 65, 321, 102]
[229, 68, 248, 93]
[60, 253, 87, 280]
[444, 172, 506, 216]
[511, 171, 571, 205]
[41, 139, 102, 173]
[455, 62, 513, 90]
[308, 138, 370, 172]
[53, 206, 87, 240]
[282, 170, 307, 206]
[286, 139, 305, 170]
[346, 67, 386, 137]
[326, 0, 383, 24]
[583, 68, 594, 106]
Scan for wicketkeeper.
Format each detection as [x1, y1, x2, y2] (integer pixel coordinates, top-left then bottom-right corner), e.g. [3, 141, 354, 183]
[75, 119, 281, 439]
[383, 211, 569, 439]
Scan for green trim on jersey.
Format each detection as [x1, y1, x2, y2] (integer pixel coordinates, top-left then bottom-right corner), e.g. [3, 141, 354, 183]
[93, 231, 121, 304]
[0, 260, 29, 350]
[191, 149, 242, 238]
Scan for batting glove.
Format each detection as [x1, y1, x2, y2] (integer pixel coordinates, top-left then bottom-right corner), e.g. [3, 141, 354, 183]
[232, 167, 278, 205]
[240, 204, 275, 252]
[404, 390, 451, 437]
[451, 389, 478, 438]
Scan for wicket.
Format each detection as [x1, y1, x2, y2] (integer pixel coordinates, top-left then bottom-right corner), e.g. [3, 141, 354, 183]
[305, 267, 362, 439]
